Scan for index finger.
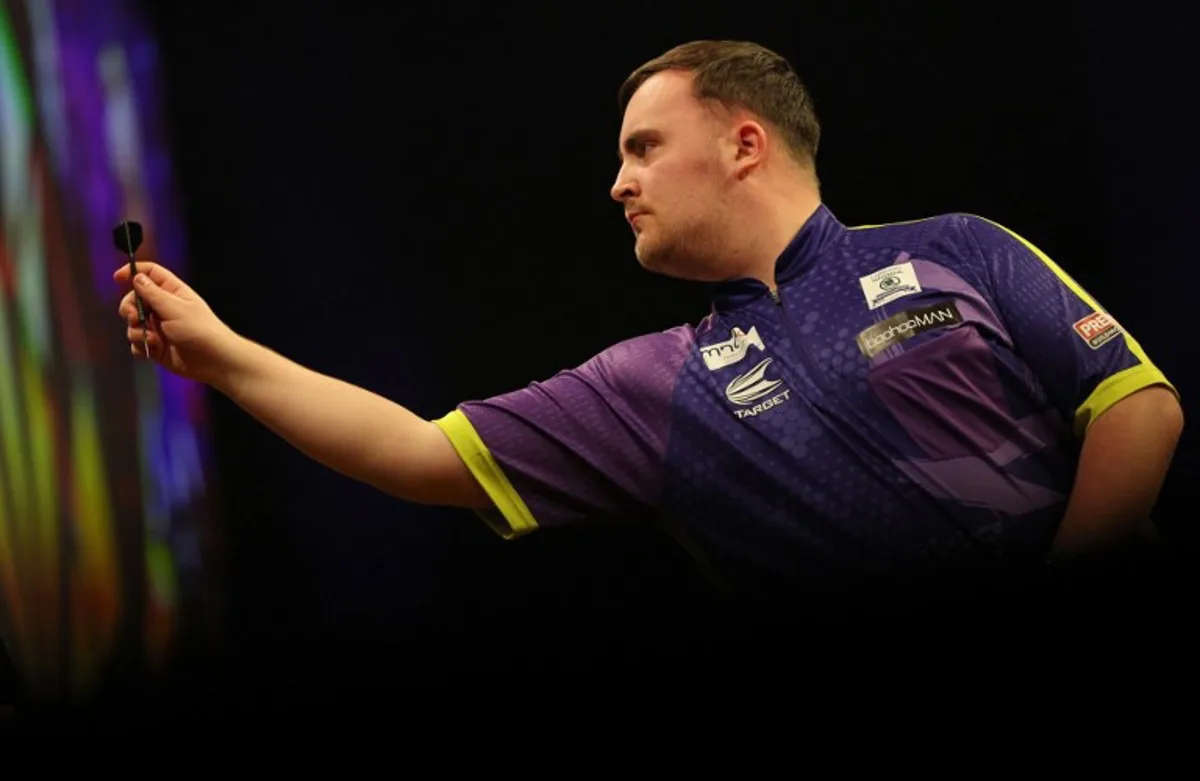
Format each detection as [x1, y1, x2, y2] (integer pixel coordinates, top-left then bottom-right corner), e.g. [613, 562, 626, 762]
[112, 260, 190, 295]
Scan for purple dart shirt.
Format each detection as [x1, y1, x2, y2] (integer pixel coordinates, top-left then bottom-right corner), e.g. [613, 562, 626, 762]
[435, 205, 1175, 590]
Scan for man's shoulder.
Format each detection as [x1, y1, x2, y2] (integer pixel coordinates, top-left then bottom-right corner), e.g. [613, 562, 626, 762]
[836, 211, 1010, 277]
[466, 324, 699, 424]
[573, 324, 698, 398]
[842, 211, 984, 252]
[590, 324, 697, 365]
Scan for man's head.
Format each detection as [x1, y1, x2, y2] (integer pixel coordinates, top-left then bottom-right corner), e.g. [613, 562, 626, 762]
[611, 40, 822, 282]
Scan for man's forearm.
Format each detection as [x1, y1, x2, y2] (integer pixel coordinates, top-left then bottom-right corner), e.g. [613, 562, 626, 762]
[1053, 386, 1184, 556]
[210, 335, 449, 502]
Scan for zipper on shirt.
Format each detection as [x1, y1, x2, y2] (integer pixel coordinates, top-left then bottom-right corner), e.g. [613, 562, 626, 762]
[768, 286, 833, 393]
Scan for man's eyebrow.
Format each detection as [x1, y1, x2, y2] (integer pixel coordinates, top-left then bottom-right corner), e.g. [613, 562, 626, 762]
[618, 129, 658, 161]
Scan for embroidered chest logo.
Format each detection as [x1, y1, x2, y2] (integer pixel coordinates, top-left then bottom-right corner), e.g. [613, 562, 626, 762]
[725, 358, 792, 419]
[859, 255, 922, 310]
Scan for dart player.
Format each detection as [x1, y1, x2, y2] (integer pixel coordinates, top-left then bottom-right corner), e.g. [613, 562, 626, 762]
[114, 40, 1183, 611]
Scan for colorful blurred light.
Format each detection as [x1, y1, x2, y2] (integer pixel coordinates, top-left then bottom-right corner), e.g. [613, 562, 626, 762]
[0, 0, 217, 703]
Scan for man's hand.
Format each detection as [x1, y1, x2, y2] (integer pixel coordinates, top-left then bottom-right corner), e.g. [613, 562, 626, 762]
[1052, 385, 1184, 559]
[114, 261, 241, 385]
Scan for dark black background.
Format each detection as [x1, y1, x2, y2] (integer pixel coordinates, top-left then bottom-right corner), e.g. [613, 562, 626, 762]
[22, 0, 1195, 724]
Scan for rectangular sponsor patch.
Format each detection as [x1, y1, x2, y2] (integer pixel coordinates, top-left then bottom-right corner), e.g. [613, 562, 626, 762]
[1072, 311, 1122, 349]
[856, 301, 963, 358]
[859, 260, 922, 310]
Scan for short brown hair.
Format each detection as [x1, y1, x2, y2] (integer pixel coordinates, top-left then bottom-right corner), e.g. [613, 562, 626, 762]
[618, 40, 821, 175]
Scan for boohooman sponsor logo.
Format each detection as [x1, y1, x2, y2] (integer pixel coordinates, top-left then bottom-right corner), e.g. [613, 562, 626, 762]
[855, 301, 963, 358]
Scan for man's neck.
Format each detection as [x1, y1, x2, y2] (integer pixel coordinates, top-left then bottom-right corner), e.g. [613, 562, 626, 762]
[736, 188, 823, 290]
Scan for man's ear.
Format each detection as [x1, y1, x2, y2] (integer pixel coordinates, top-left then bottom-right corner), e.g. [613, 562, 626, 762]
[732, 120, 768, 177]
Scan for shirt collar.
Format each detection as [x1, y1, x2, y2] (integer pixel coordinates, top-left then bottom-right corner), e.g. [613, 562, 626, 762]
[707, 203, 845, 312]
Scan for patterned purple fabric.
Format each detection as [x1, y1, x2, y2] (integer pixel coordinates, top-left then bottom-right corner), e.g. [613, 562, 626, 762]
[456, 329, 693, 526]
[455, 206, 1169, 587]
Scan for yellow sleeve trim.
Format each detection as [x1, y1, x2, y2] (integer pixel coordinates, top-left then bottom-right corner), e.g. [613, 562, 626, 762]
[968, 215, 1179, 435]
[432, 409, 538, 540]
[1073, 363, 1175, 437]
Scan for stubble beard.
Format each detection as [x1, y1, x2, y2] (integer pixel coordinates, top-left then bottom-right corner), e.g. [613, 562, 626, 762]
[636, 211, 731, 283]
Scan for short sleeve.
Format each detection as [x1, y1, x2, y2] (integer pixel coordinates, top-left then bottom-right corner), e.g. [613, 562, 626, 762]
[432, 327, 694, 539]
[962, 215, 1177, 437]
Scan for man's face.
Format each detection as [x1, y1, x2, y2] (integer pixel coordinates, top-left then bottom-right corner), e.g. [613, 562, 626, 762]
[611, 70, 735, 280]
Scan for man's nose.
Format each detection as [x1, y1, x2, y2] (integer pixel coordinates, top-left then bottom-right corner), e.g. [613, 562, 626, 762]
[610, 167, 638, 203]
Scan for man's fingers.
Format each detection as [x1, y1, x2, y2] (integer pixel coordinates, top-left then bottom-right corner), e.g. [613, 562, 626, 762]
[127, 328, 163, 360]
[118, 290, 139, 322]
[124, 271, 189, 319]
[112, 261, 191, 296]
[119, 290, 155, 326]
[112, 259, 172, 283]
[127, 325, 156, 344]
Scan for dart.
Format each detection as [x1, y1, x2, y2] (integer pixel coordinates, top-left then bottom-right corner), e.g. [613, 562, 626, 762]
[113, 220, 150, 358]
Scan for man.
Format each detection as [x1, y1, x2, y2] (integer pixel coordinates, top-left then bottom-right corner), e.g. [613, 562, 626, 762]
[116, 41, 1182, 609]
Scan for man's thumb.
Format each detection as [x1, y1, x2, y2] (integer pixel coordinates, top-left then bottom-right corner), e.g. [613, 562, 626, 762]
[134, 273, 180, 315]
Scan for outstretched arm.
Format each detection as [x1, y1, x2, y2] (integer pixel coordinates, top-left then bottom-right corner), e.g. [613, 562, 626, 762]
[116, 263, 490, 510]
[214, 334, 492, 509]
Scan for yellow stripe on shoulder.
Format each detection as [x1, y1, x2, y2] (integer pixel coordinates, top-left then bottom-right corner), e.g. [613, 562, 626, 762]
[967, 215, 1179, 435]
[433, 409, 538, 540]
[846, 216, 941, 230]
[967, 215, 1107, 311]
